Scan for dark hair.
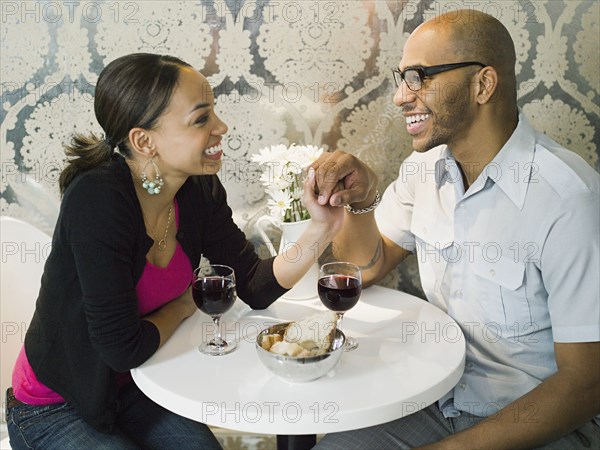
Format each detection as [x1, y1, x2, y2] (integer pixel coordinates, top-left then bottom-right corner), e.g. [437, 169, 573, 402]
[59, 53, 192, 194]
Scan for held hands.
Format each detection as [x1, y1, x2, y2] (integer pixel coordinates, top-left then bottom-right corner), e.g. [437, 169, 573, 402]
[302, 167, 344, 236]
[309, 150, 378, 210]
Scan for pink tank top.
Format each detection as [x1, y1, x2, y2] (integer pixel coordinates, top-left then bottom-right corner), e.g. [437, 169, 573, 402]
[12, 200, 193, 405]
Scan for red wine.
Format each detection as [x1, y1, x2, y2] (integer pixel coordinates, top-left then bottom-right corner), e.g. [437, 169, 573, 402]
[192, 276, 236, 316]
[318, 275, 361, 312]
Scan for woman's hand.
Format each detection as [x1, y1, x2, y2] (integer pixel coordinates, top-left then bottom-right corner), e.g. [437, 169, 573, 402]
[174, 286, 197, 318]
[143, 286, 196, 347]
[272, 168, 345, 289]
[303, 167, 344, 237]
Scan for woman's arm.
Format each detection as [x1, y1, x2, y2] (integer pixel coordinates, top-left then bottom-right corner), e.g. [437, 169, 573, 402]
[66, 172, 162, 371]
[142, 287, 196, 347]
[272, 168, 343, 288]
[199, 171, 343, 308]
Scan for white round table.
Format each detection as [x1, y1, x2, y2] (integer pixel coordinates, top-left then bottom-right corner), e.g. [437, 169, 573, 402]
[132, 285, 465, 440]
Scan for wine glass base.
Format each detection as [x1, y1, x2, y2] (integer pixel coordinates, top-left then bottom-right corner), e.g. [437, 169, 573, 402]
[344, 336, 358, 352]
[199, 339, 237, 356]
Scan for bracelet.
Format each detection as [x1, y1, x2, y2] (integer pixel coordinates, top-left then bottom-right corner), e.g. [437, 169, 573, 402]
[344, 191, 381, 214]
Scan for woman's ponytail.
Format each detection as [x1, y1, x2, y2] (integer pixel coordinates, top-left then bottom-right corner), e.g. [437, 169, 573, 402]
[58, 133, 114, 195]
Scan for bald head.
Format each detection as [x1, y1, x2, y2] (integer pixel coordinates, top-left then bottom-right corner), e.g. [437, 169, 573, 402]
[421, 10, 516, 83]
[407, 9, 518, 110]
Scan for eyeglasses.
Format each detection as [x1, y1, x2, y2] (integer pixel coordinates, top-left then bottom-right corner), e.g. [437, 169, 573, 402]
[391, 61, 486, 91]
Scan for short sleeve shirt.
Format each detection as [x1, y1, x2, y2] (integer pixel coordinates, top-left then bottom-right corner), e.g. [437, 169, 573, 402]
[375, 115, 600, 416]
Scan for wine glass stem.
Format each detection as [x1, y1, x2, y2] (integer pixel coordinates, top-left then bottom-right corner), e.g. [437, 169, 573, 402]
[336, 312, 344, 330]
[212, 316, 223, 343]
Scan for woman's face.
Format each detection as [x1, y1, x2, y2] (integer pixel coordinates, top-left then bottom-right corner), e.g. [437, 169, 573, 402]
[150, 67, 228, 178]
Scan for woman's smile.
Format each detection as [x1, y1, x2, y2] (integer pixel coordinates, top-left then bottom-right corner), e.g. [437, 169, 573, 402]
[203, 143, 223, 160]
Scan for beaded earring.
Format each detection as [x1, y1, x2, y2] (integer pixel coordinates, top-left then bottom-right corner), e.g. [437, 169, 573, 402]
[141, 158, 164, 195]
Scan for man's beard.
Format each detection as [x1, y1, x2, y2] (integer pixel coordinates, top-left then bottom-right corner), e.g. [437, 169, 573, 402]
[413, 87, 473, 153]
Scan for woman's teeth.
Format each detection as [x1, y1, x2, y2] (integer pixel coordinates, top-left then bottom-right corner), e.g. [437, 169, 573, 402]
[406, 114, 430, 124]
[204, 144, 221, 156]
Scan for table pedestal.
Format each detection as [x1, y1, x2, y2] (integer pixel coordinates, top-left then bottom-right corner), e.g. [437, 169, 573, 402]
[276, 434, 317, 450]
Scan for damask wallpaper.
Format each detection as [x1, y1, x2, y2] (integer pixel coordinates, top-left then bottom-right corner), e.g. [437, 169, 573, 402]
[1, 0, 599, 301]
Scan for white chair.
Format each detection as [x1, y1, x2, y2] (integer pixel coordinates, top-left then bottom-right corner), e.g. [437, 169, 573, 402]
[0, 217, 51, 447]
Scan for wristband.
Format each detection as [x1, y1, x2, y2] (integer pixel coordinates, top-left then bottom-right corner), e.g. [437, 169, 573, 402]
[344, 191, 381, 214]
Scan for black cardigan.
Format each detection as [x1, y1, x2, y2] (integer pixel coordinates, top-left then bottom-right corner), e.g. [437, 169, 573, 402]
[24, 153, 286, 432]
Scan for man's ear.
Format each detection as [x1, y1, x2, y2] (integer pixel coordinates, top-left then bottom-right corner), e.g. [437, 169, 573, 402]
[475, 66, 499, 105]
[128, 128, 156, 158]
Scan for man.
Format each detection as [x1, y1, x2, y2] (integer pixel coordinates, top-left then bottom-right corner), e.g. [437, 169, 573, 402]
[312, 9, 599, 449]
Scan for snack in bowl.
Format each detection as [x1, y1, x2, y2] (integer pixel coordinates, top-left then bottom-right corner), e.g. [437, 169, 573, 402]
[260, 311, 338, 356]
[255, 311, 345, 383]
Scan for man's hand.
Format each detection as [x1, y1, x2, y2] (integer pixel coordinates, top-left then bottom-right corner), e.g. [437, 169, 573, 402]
[310, 150, 378, 209]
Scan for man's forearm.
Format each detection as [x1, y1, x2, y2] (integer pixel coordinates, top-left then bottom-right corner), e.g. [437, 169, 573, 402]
[330, 211, 385, 286]
[426, 365, 600, 449]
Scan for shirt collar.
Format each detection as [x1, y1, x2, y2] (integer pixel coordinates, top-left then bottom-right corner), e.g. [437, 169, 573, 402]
[435, 146, 454, 187]
[434, 113, 536, 209]
[484, 113, 537, 210]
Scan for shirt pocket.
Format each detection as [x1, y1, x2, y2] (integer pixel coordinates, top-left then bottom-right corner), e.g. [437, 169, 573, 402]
[473, 255, 532, 334]
[411, 209, 454, 297]
[412, 233, 453, 297]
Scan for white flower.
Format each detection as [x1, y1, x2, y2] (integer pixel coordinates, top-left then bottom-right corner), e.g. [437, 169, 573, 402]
[267, 189, 293, 218]
[251, 144, 288, 165]
[253, 143, 324, 222]
[292, 144, 323, 168]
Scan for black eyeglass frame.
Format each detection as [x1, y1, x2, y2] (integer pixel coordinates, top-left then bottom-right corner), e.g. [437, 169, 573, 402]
[392, 61, 486, 91]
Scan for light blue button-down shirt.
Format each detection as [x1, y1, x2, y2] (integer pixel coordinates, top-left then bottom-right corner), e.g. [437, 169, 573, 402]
[376, 115, 600, 417]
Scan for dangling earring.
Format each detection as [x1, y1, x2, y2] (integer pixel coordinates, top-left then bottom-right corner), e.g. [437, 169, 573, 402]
[141, 158, 164, 195]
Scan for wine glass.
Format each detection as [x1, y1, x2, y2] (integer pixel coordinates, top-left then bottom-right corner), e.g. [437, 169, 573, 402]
[192, 264, 237, 356]
[318, 262, 362, 351]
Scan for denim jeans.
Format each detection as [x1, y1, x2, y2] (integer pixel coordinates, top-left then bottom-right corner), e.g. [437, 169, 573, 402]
[314, 403, 600, 449]
[6, 383, 222, 449]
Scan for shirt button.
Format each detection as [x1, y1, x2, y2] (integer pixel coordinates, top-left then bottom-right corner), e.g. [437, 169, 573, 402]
[466, 362, 474, 369]
[454, 290, 463, 299]
[460, 383, 467, 390]
[489, 269, 495, 276]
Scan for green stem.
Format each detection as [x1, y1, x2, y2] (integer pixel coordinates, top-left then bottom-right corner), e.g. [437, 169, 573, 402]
[282, 172, 311, 222]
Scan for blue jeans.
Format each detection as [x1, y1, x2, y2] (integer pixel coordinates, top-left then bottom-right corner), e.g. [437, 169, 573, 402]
[6, 383, 222, 449]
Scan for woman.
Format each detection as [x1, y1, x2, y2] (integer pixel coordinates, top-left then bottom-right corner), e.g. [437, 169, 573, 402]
[6, 53, 343, 449]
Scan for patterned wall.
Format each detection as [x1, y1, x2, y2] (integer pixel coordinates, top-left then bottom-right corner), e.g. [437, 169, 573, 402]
[1, 0, 599, 298]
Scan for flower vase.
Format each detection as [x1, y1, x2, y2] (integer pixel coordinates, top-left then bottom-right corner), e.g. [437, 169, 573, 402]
[256, 216, 319, 300]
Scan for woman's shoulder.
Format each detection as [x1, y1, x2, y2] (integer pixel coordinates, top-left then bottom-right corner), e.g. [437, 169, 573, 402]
[62, 155, 136, 208]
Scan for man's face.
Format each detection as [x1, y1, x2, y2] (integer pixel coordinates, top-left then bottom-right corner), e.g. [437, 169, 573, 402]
[394, 26, 478, 152]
